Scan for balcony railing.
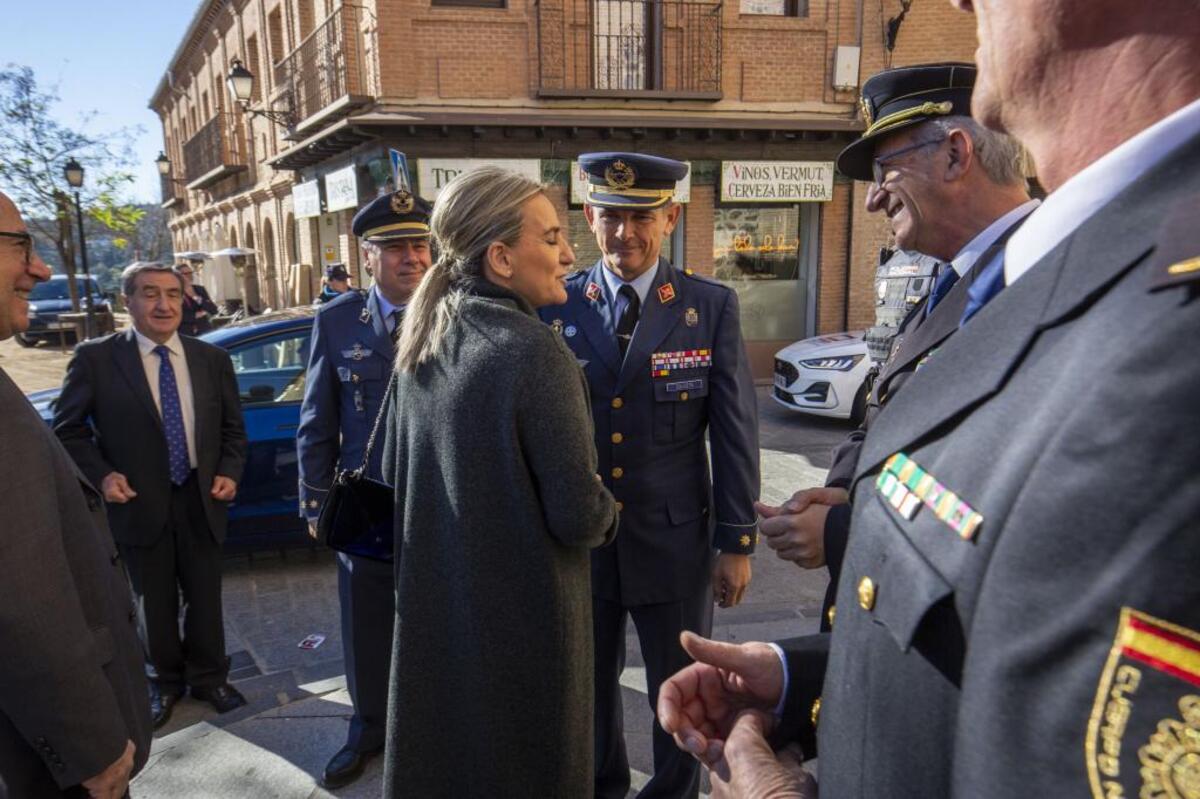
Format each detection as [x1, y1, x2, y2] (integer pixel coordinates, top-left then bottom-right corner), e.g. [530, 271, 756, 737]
[160, 174, 185, 211]
[182, 112, 247, 190]
[272, 3, 375, 134]
[537, 0, 722, 99]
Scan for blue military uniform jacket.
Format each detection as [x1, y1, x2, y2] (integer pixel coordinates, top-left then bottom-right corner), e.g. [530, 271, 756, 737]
[541, 259, 759, 606]
[297, 288, 395, 519]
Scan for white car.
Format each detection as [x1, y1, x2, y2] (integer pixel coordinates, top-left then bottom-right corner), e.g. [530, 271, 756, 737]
[772, 332, 872, 423]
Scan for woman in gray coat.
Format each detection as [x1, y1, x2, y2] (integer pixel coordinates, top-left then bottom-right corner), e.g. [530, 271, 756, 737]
[383, 166, 618, 797]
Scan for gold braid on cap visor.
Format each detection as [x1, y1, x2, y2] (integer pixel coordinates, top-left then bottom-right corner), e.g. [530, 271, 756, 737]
[863, 100, 955, 138]
[363, 221, 431, 238]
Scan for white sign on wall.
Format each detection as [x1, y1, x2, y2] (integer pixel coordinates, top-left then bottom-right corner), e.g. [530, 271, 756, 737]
[324, 164, 359, 212]
[570, 160, 691, 204]
[720, 161, 835, 202]
[293, 179, 322, 219]
[418, 159, 542, 200]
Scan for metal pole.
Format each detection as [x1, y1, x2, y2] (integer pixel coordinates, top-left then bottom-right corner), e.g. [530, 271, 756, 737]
[73, 189, 93, 340]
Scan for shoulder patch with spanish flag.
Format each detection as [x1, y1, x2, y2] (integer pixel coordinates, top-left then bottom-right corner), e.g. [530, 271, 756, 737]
[1086, 607, 1200, 798]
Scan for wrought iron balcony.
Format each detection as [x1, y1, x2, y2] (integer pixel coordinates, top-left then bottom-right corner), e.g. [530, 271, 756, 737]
[182, 112, 247, 191]
[272, 3, 374, 135]
[537, 0, 722, 99]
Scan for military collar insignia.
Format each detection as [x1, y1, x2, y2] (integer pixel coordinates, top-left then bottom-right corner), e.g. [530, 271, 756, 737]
[685, 307, 699, 327]
[390, 189, 415, 214]
[657, 283, 676, 304]
[605, 159, 637, 190]
[585, 282, 602, 302]
[876, 452, 983, 540]
[359, 306, 371, 324]
[1087, 607, 1200, 797]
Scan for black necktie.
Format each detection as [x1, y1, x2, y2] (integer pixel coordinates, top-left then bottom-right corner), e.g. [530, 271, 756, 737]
[925, 263, 960, 318]
[390, 309, 402, 343]
[615, 285, 640, 357]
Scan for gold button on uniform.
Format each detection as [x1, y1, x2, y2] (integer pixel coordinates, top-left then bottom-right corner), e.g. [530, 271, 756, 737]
[858, 577, 876, 611]
[679, 391, 689, 401]
[612, 467, 624, 479]
[611, 432, 623, 444]
[611, 397, 624, 409]
[810, 697, 822, 728]
[826, 604, 836, 629]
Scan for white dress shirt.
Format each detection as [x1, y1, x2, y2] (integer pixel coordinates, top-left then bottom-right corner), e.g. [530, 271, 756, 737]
[133, 328, 198, 468]
[948, 199, 1041, 278]
[1006, 96, 1200, 286]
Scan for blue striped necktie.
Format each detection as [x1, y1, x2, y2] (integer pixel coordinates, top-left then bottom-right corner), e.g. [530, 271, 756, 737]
[960, 254, 1006, 327]
[154, 345, 191, 485]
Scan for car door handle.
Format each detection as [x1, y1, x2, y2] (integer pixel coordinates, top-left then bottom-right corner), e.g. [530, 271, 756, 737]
[275, 423, 299, 431]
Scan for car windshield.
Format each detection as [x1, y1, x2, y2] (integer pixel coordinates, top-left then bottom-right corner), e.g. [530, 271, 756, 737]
[29, 279, 101, 301]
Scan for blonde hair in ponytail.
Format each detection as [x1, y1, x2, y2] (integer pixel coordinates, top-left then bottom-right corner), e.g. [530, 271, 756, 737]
[396, 166, 544, 372]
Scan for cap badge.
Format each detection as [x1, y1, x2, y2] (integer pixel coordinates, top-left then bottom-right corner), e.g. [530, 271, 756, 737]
[685, 307, 699, 327]
[605, 159, 637, 190]
[657, 283, 676, 304]
[585, 282, 602, 302]
[390, 189, 415, 214]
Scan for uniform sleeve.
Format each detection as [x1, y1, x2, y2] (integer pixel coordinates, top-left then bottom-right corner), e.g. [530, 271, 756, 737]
[214, 349, 247, 482]
[52, 347, 113, 487]
[707, 289, 760, 554]
[518, 333, 618, 549]
[0, 423, 129, 787]
[296, 312, 341, 520]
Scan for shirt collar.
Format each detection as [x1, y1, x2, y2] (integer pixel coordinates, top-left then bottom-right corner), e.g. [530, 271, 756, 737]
[134, 328, 182, 358]
[1005, 96, 1200, 286]
[600, 258, 661, 307]
[948, 199, 1041, 277]
[373, 286, 404, 318]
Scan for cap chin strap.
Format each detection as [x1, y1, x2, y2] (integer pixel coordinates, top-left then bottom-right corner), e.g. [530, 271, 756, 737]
[864, 100, 954, 138]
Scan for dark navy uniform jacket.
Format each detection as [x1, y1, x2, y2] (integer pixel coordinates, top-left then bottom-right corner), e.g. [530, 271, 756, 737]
[297, 288, 395, 519]
[540, 259, 759, 606]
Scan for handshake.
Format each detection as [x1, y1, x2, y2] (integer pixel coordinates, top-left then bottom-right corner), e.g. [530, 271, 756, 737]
[755, 486, 850, 569]
[657, 632, 818, 799]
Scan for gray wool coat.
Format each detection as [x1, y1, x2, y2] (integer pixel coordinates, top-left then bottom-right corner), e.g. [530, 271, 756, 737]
[381, 279, 618, 798]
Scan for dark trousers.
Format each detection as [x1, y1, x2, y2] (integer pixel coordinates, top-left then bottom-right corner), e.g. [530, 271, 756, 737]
[593, 584, 714, 799]
[119, 472, 227, 692]
[336, 552, 395, 753]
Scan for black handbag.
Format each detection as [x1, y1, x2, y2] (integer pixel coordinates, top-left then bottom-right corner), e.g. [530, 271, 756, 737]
[315, 373, 396, 562]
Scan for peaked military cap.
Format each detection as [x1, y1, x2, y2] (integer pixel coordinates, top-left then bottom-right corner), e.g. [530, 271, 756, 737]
[836, 62, 977, 182]
[351, 189, 433, 242]
[579, 152, 688, 209]
[325, 262, 349, 280]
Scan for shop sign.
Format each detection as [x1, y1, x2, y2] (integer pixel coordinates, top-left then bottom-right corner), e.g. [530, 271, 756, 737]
[325, 164, 359, 212]
[570, 160, 691, 204]
[293, 179, 322, 219]
[720, 161, 834, 202]
[418, 159, 542, 200]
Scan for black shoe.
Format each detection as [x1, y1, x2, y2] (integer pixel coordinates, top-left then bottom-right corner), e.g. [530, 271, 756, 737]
[320, 745, 379, 789]
[191, 683, 247, 714]
[150, 686, 184, 730]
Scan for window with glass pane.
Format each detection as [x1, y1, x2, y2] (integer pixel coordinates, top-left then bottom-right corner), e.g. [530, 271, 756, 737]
[567, 209, 673, 273]
[740, 0, 807, 14]
[228, 330, 312, 405]
[713, 205, 809, 340]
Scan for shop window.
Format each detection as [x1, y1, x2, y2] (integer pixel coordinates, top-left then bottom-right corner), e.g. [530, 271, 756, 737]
[567, 209, 674, 273]
[713, 205, 814, 341]
[740, 0, 808, 15]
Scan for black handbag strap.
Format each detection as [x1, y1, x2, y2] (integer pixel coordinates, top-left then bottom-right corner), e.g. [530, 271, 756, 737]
[358, 370, 397, 473]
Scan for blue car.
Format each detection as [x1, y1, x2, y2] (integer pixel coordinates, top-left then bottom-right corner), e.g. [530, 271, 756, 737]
[19, 274, 111, 347]
[28, 306, 319, 551]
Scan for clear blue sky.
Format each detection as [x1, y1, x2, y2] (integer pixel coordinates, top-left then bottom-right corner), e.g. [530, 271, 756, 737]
[5, 1, 198, 204]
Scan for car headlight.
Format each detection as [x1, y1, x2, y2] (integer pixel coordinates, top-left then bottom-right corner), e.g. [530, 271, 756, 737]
[798, 354, 864, 371]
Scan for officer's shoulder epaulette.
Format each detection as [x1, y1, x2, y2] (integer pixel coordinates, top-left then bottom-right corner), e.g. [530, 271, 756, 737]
[565, 270, 590, 284]
[680, 267, 732, 291]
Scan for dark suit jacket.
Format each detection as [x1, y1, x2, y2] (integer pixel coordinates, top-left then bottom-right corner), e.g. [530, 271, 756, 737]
[0, 367, 152, 796]
[779, 131, 1200, 797]
[53, 328, 247, 546]
[180, 284, 219, 337]
[540, 260, 760, 605]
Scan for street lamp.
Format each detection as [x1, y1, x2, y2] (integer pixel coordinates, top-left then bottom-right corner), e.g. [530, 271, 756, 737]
[63, 157, 93, 340]
[225, 58, 294, 129]
[155, 151, 171, 176]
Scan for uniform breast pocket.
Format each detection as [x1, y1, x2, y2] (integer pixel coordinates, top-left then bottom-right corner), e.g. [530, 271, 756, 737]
[846, 490, 954, 654]
[338, 360, 386, 413]
[653, 372, 710, 443]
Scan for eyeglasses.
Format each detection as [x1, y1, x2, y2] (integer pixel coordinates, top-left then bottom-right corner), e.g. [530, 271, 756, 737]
[0, 231, 36, 264]
[871, 137, 945, 186]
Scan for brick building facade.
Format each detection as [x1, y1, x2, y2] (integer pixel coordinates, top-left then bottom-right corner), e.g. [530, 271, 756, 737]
[151, 0, 976, 377]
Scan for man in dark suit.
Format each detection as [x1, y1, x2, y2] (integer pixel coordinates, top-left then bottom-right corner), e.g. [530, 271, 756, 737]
[756, 64, 1036, 627]
[541, 152, 760, 799]
[54, 262, 248, 730]
[0, 191, 152, 798]
[175, 261, 218, 336]
[658, 1, 1200, 795]
[297, 190, 432, 789]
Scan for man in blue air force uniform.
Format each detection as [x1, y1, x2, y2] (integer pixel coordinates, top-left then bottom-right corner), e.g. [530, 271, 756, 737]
[296, 189, 432, 789]
[540, 152, 760, 799]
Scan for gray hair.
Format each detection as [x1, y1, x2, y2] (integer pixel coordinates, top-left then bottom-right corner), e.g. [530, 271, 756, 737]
[396, 166, 544, 372]
[928, 116, 1030, 186]
[123, 262, 183, 296]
